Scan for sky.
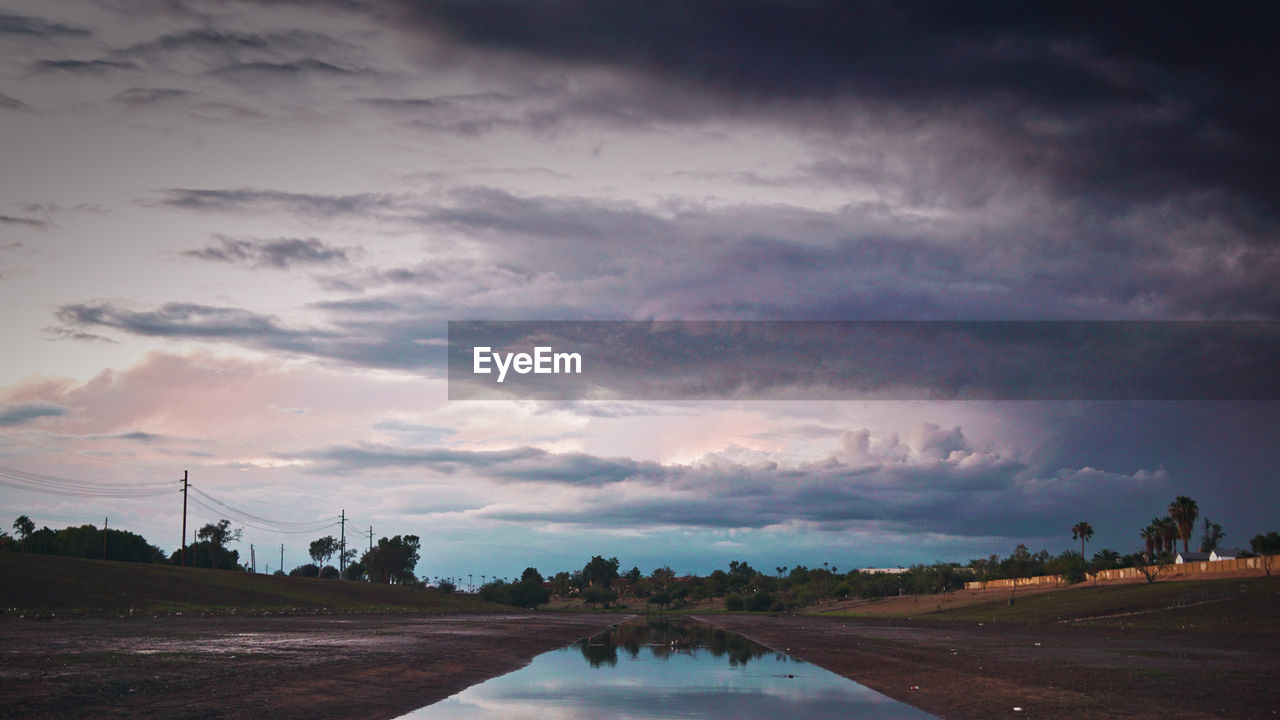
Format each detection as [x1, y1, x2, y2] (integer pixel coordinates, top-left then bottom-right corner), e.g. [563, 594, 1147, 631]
[1, 1, 1277, 580]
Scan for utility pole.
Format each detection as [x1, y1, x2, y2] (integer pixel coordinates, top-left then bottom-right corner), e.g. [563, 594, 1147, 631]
[180, 470, 189, 567]
[339, 509, 346, 578]
[368, 526, 373, 551]
[280, 543, 284, 573]
[250, 544, 256, 573]
[102, 517, 108, 560]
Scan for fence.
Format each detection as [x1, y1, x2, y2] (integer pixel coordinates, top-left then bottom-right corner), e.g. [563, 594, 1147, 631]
[964, 553, 1276, 590]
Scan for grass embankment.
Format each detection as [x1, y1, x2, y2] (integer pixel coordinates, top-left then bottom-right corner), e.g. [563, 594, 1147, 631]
[824, 574, 1280, 635]
[0, 552, 503, 617]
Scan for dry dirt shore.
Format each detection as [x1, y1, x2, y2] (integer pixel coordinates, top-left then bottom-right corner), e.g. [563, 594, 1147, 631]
[0, 613, 621, 720]
[700, 614, 1280, 719]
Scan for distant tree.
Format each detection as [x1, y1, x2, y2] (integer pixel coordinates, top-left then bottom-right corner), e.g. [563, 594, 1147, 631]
[1168, 496, 1199, 553]
[290, 563, 320, 578]
[1127, 548, 1167, 584]
[1071, 521, 1094, 559]
[582, 586, 617, 608]
[1158, 517, 1179, 556]
[1199, 518, 1226, 553]
[343, 561, 366, 581]
[361, 535, 420, 584]
[309, 536, 340, 569]
[624, 566, 642, 584]
[647, 592, 672, 610]
[1090, 548, 1122, 572]
[650, 565, 676, 590]
[1141, 522, 1158, 555]
[550, 571, 573, 597]
[1250, 532, 1280, 576]
[582, 555, 620, 588]
[320, 565, 340, 579]
[196, 519, 242, 570]
[13, 515, 34, 552]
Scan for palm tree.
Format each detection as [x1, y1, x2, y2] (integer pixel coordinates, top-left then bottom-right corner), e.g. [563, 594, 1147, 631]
[1148, 517, 1167, 554]
[12, 515, 34, 552]
[1168, 496, 1199, 554]
[1158, 517, 1179, 557]
[1071, 521, 1094, 558]
[1140, 524, 1157, 556]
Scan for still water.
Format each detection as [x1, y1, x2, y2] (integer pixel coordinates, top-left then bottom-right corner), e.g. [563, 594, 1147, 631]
[395, 619, 936, 719]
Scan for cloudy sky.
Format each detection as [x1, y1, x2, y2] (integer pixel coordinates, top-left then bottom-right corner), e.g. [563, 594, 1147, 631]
[2, 1, 1277, 578]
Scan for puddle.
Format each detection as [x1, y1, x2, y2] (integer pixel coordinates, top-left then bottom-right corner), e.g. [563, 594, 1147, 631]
[395, 619, 935, 719]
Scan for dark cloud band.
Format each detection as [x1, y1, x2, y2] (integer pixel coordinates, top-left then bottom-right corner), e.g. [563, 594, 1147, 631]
[449, 320, 1280, 401]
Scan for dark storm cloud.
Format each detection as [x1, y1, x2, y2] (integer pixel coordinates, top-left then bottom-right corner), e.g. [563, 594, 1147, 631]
[148, 188, 401, 217]
[390, 1, 1280, 218]
[294, 431, 1167, 538]
[0, 215, 49, 229]
[143, 180, 1280, 320]
[33, 59, 138, 73]
[110, 87, 193, 105]
[117, 28, 357, 61]
[0, 402, 67, 426]
[208, 59, 370, 80]
[54, 302, 334, 349]
[0, 13, 90, 37]
[448, 321, 1280, 401]
[52, 300, 450, 370]
[306, 443, 655, 485]
[0, 92, 31, 111]
[183, 235, 351, 269]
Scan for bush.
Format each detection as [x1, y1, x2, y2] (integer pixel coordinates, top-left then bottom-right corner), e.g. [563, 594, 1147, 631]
[319, 565, 339, 579]
[290, 563, 320, 578]
[745, 592, 775, 612]
[438, 580, 456, 594]
[724, 594, 745, 611]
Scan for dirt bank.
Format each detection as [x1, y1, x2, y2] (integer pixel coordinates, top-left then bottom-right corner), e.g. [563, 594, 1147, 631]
[699, 614, 1280, 719]
[0, 613, 621, 720]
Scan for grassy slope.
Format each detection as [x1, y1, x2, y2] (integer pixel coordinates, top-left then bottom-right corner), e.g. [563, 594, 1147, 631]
[853, 575, 1280, 634]
[0, 552, 504, 616]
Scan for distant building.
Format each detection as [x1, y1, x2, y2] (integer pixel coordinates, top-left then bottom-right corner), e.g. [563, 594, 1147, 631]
[858, 567, 910, 575]
[1210, 548, 1244, 561]
[1175, 551, 1211, 564]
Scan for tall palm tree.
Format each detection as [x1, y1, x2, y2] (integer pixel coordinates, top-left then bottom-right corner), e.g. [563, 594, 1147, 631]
[1159, 517, 1179, 556]
[1148, 517, 1167, 554]
[1140, 524, 1156, 556]
[1168, 496, 1199, 554]
[1071, 521, 1094, 558]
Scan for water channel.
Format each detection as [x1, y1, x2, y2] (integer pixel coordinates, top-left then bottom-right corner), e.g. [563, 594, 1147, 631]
[395, 618, 936, 719]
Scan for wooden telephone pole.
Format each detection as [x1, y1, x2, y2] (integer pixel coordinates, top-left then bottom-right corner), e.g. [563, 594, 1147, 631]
[180, 470, 189, 567]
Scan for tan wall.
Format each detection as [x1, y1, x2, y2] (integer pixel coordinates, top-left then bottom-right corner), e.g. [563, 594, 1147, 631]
[963, 554, 1277, 590]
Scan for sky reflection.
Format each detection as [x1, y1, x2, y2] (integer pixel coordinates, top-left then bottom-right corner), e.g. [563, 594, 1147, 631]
[396, 620, 934, 719]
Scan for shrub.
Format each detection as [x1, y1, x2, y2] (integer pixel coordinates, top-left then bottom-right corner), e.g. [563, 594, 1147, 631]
[724, 593, 745, 611]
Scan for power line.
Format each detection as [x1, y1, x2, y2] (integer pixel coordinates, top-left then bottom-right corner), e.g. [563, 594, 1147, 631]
[188, 487, 339, 533]
[186, 494, 339, 535]
[0, 464, 176, 498]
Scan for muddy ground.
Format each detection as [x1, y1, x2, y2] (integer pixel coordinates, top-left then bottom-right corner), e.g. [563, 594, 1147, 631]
[702, 614, 1280, 719]
[1, 611, 1276, 719]
[0, 613, 620, 720]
